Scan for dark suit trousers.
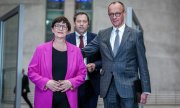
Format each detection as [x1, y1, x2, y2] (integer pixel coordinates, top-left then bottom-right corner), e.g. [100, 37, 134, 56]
[22, 92, 33, 108]
[78, 80, 99, 108]
[103, 78, 138, 108]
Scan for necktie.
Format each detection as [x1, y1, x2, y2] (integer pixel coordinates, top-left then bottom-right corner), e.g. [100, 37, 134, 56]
[79, 35, 89, 80]
[79, 35, 84, 48]
[113, 29, 120, 56]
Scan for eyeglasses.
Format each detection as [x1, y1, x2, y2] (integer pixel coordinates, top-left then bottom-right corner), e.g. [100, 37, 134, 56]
[54, 24, 67, 30]
[76, 20, 88, 24]
[108, 12, 123, 18]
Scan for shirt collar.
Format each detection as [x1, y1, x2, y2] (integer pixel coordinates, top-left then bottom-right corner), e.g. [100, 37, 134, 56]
[112, 23, 125, 32]
[75, 31, 87, 38]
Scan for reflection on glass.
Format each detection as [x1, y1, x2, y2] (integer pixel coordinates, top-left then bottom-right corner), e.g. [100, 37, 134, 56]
[46, 0, 64, 41]
[2, 14, 18, 108]
[76, 0, 92, 10]
[47, 0, 64, 9]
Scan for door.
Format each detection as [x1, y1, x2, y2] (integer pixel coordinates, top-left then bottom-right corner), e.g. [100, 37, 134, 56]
[0, 4, 24, 108]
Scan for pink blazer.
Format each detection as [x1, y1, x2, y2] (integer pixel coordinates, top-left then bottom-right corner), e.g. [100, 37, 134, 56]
[28, 41, 86, 108]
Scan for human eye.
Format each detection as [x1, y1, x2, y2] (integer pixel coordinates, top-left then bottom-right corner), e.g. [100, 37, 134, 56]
[62, 25, 67, 29]
[76, 20, 81, 23]
[54, 24, 60, 28]
[115, 12, 121, 17]
[108, 13, 114, 17]
[83, 20, 88, 23]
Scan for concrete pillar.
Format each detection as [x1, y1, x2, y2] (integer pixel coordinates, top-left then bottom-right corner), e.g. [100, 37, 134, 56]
[64, 0, 75, 32]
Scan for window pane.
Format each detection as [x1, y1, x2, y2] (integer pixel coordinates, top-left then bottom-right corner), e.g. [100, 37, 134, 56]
[46, 0, 64, 41]
[47, 0, 64, 9]
[76, 0, 92, 10]
[1, 14, 18, 108]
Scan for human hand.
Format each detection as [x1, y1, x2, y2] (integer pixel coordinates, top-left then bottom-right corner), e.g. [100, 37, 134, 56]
[86, 63, 95, 73]
[23, 89, 26, 93]
[45, 80, 61, 92]
[140, 93, 149, 104]
[59, 80, 72, 92]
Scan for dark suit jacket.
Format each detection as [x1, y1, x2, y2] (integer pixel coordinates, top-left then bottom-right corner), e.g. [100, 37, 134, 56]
[83, 25, 151, 98]
[22, 74, 30, 94]
[66, 32, 101, 95]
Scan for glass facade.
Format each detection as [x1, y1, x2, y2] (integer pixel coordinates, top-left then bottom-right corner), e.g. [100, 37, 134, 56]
[1, 14, 18, 107]
[0, 5, 24, 108]
[45, 0, 93, 41]
[46, 0, 64, 41]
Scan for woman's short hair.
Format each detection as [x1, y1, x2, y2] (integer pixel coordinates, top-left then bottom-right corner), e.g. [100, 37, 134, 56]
[51, 16, 71, 32]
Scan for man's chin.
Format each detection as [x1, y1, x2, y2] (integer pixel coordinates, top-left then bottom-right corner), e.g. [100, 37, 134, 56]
[78, 31, 86, 34]
[114, 24, 121, 28]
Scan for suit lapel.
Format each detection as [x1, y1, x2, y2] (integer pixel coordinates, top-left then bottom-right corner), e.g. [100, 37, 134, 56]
[71, 33, 77, 45]
[44, 41, 53, 78]
[115, 25, 131, 57]
[44, 41, 74, 79]
[87, 32, 91, 44]
[104, 27, 114, 58]
[87, 32, 94, 44]
[65, 42, 73, 79]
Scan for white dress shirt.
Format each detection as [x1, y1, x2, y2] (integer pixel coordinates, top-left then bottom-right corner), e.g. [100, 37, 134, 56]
[110, 23, 125, 50]
[75, 32, 87, 47]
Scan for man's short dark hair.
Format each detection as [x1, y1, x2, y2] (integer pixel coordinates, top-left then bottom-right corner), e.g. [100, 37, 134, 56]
[73, 12, 90, 24]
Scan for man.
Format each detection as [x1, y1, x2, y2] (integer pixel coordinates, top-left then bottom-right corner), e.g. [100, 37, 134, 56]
[66, 12, 101, 108]
[22, 69, 33, 108]
[82, 1, 151, 108]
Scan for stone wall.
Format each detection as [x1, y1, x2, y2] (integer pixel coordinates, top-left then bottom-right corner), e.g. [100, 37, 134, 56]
[0, 0, 180, 106]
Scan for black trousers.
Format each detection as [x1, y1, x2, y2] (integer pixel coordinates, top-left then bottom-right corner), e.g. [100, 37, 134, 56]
[22, 92, 33, 108]
[78, 80, 99, 108]
[52, 92, 70, 108]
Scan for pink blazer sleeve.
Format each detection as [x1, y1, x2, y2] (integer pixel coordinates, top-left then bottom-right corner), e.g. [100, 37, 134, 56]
[28, 47, 49, 91]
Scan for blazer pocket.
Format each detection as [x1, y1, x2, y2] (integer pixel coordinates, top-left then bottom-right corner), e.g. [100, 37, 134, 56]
[100, 69, 105, 76]
[126, 42, 135, 50]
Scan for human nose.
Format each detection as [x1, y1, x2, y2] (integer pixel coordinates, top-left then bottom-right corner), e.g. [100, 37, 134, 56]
[79, 21, 84, 25]
[59, 26, 64, 30]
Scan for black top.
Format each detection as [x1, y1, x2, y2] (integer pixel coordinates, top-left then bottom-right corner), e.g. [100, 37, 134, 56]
[22, 75, 30, 94]
[52, 47, 70, 108]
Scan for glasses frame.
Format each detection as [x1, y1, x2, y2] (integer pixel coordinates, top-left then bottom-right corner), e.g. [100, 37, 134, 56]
[54, 24, 67, 30]
[108, 11, 124, 18]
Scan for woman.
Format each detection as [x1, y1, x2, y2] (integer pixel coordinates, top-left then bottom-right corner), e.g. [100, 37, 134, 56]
[28, 16, 86, 108]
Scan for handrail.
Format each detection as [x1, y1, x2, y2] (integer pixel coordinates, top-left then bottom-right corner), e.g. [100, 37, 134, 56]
[126, 7, 144, 33]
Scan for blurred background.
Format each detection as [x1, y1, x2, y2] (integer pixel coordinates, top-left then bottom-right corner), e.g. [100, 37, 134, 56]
[0, 0, 180, 108]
